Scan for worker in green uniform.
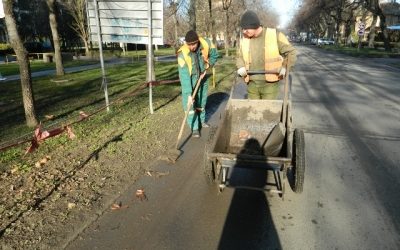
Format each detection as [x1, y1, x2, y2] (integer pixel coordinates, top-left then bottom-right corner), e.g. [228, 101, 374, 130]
[177, 30, 219, 138]
[237, 10, 297, 99]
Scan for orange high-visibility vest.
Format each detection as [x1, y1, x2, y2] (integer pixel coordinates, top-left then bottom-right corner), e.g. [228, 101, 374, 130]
[177, 37, 211, 75]
[240, 28, 283, 82]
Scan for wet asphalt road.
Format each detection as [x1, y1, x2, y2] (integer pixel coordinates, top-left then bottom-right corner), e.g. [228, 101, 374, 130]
[66, 45, 400, 250]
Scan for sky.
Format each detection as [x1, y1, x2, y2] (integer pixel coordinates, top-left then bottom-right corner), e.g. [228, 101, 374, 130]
[0, 2, 4, 19]
[269, 0, 299, 28]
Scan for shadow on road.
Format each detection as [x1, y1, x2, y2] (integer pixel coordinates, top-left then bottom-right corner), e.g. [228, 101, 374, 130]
[218, 138, 282, 250]
[205, 92, 229, 122]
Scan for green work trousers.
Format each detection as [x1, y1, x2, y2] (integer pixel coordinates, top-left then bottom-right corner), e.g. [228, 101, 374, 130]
[247, 80, 280, 100]
[181, 74, 209, 131]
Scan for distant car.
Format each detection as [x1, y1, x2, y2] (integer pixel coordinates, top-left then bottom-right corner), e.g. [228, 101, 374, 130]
[317, 38, 325, 45]
[317, 38, 335, 45]
[324, 38, 335, 45]
[311, 38, 318, 45]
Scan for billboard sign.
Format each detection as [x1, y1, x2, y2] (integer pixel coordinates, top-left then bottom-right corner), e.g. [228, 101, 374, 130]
[87, 0, 163, 45]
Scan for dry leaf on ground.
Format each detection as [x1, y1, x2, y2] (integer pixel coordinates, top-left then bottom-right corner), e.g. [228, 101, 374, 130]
[111, 202, 128, 210]
[35, 156, 51, 168]
[44, 115, 55, 120]
[135, 189, 147, 201]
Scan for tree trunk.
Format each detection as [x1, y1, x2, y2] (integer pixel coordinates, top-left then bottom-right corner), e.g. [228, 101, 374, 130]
[172, 14, 179, 51]
[66, 0, 90, 56]
[47, 0, 65, 76]
[378, 13, 391, 51]
[171, 2, 179, 52]
[225, 10, 230, 56]
[366, 0, 391, 51]
[368, 14, 377, 48]
[221, 0, 232, 55]
[84, 39, 90, 56]
[188, 0, 196, 30]
[208, 0, 217, 45]
[3, 0, 38, 127]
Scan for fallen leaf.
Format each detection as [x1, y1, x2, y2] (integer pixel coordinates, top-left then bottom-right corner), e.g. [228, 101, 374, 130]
[135, 189, 148, 201]
[145, 170, 169, 178]
[67, 202, 76, 210]
[111, 202, 128, 210]
[79, 111, 88, 120]
[35, 156, 51, 168]
[111, 203, 120, 210]
[66, 126, 76, 139]
[155, 171, 170, 178]
[44, 114, 55, 120]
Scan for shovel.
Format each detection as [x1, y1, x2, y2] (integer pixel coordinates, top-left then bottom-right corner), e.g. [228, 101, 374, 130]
[165, 72, 206, 163]
[256, 68, 290, 156]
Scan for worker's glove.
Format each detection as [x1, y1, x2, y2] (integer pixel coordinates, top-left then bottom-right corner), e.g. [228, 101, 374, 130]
[237, 67, 247, 77]
[279, 67, 286, 78]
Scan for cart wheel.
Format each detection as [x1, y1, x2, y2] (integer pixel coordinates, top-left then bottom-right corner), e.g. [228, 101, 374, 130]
[292, 128, 305, 193]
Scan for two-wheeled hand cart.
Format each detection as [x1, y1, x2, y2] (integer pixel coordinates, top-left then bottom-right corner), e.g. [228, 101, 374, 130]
[204, 70, 305, 199]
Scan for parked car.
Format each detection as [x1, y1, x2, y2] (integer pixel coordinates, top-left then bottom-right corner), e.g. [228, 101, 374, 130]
[317, 38, 335, 45]
[324, 38, 335, 45]
[311, 38, 318, 45]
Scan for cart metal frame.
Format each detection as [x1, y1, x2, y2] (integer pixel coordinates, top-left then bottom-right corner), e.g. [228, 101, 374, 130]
[204, 73, 305, 199]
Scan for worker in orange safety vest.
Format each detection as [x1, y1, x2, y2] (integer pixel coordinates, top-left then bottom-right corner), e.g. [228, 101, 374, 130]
[237, 10, 297, 99]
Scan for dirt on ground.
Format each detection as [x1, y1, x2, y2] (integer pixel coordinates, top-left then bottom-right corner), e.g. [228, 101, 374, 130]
[0, 93, 185, 249]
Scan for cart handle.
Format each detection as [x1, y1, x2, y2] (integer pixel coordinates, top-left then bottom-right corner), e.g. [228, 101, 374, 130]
[247, 70, 280, 75]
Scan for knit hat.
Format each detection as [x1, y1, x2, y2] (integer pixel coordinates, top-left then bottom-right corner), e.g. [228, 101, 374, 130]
[240, 10, 261, 29]
[185, 30, 199, 44]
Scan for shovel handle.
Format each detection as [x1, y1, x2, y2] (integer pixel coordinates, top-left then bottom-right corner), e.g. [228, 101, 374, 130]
[175, 73, 205, 149]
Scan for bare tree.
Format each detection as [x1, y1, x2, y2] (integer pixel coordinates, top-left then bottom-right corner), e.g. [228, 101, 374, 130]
[63, 0, 90, 55]
[294, 0, 342, 41]
[364, 0, 391, 51]
[3, 0, 38, 127]
[208, 0, 216, 45]
[188, 0, 196, 30]
[368, 13, 378, 48]
[46, 0, 65, 76]
[221, 0, 232, 56]
[165, 0, 182, 51]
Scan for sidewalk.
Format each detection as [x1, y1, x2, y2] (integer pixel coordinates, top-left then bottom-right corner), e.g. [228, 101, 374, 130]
[0, 57, 132, 82]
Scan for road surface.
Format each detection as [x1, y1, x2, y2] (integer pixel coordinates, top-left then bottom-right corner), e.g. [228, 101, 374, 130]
[66, 45, 400, 250]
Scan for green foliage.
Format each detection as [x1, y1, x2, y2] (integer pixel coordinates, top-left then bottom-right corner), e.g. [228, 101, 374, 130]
[0, 43, 12, 51]
[17, 163, 31, 173]
[0, 148, 21, 164]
